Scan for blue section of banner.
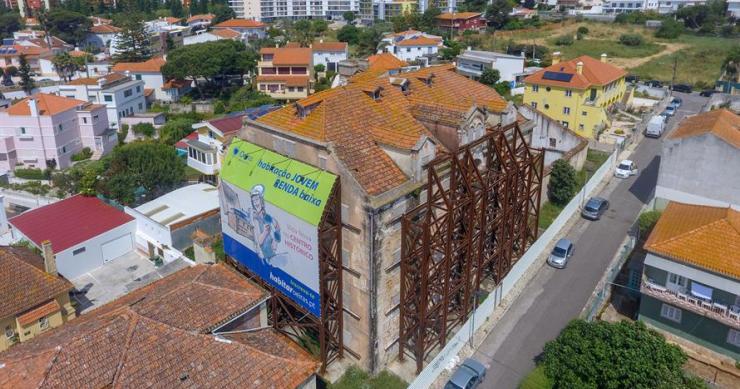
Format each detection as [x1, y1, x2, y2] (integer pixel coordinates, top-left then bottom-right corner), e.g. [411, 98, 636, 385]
[223, 233, 321, 318]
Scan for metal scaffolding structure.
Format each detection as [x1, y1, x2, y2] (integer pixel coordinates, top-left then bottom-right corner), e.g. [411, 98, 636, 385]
[227, 181, 344, 373]
[398, 123, 544, 372]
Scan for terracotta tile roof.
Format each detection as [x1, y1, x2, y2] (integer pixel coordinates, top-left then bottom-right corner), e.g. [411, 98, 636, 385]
[645, 202, 740, 280]
[111, 56, 166, 73]
[524, 55, 626, 89]
[256, 65, 506, 195]
[257, 75, 310, 87]
[66, 72, 128, 86]
[312, 41, 348, 52]
[6, 93, 86, 116]
[436, 12, 483, 20]
[68, 49, 89, 58]
[260, 47, 312, 65]
[0, 45, 50, 58]
[90, 24, 121, 34]
[367, 52, 407, 71]
[162, 16, 182, 25]
[0, 264, 318, 389]
[17, 299, 61, 327]
[668, 109, 740, 148]
[396, 36, 443, 47]
[211, 28, 241, 39]
[187, 13, 215, 23]
[0, 247, 73, 320]
[9, 195, 134, 253]
[214, 18, 266, 29]
[162, 78, 190, 89]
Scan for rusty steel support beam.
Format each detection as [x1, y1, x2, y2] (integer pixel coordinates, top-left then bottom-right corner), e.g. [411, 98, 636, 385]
[398, 123, 543, 373]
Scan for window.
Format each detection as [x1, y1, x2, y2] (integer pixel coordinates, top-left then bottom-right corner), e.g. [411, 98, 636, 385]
[660, 303, 682, 323]
[532, 85, 539, 92]
[82, 117, 87, 124]
[104, 95, 113, 102]
[562, 121, 569, 128]
[39, 317, 49, 330]
[136, 86, 141, 93]
[72, 247, 86, 255]
[545, 86, 551, 92]
[20, 127, 26, 134]
[58, 124, 63, 132]
[582, 111, 587, 116]
[549, 138, 556, 147]
[563, 107, 570, 114]
[5, 326, 14, 339]
[565, 89, 572, 97]
[728, 329, 740, 347]
[62, 146, 67, 154]
[531, 102, 538, 109]
[579, 124, 584, 131]
[135, 74, 142, 80]
[406, 48, 411, 52]
[288, 87, 295, 92]
[123, 89, 132, 97]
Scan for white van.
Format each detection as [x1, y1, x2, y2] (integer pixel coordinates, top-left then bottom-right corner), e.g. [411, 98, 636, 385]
[646, 115, 666, 138]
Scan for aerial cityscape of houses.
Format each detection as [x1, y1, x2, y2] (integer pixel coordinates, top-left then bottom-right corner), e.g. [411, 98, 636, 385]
[0, 1, 738, 388]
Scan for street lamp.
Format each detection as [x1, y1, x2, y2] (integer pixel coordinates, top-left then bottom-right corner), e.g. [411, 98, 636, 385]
[469, 289, 488, 348]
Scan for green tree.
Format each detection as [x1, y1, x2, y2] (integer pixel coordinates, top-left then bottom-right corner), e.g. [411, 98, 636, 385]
[342, 11, 355, 23]
[542, 320, 704, 389]
[169, 0, 184, 17]
[479, 68, 501, 86]
[292, 20, 313, 46]
[0, 13, 22, 39]
[42, 9, 92, 45]
[337, 25, 359, 45]
[312, 19, 329, 36]
[132, 122, 156, 137]
[97, 141, 185, 204]
[158, 117, 196, 145]
[18, 54, 35, 95]
[547, 159, 577, 206]
[655, 19, 685, 39]
[460, 0, 488, 12]
[486, 0, 512, 29]
[52, 52, 83, 82]
[113, 17, 152, 62]
[212, 4, 235, 24]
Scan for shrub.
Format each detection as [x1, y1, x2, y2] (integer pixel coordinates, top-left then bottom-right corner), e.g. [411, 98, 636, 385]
[547, 159, 578, 206]
[71, 147, 93, 162]
[14, 167, 46, 180]
[179, 95, 193, 104]
[619, 33, 644, 46]
[655, 19, 684, 39]
[638, 210, 662, 237]
[577, 26, 589, 35]
[555, 35, 574, 46]
[213, 100, 225, 114]
[132, 123, 156, 137]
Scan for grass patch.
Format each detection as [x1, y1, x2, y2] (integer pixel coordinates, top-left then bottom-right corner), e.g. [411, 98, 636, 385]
[584, 149, 610, 175]
[330, 366, 408, 389]
[519, 365, 553, 389]
[548, 38, 664, 59]
[183, 246, 195, 260]
[631, 34, 738, 87]
[539, 201, 564, 230]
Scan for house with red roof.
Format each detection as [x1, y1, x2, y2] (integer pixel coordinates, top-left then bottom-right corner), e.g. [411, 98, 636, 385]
[111, 57, 191, 103]
[212, 19, 267, 41]
[378, 29, 444, 64]
[9, 195, 137, 279]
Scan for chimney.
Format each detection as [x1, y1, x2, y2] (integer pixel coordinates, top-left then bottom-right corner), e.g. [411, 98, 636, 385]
[41, 240, 57, 276]
[28, 97, 38, 117]
[552, 51, 561, 65]
[576, 61, 584, 75]
[600, 53, 607, 63]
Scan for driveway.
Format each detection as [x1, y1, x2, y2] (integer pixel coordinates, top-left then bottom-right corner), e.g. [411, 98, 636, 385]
[473, 92, 707, 389]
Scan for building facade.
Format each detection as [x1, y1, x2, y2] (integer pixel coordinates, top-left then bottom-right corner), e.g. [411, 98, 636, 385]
[639, 202, 740, 360]
[228, 0, 358, 21]
[59, 73, 147, 129]
[212, 18, 267, 40]
[456, 49, 525, 84]
[312, 40, 349, 72]
[523, 53, 627, 138]
[378, 30, 444, 63]
[186, 114, 246, 177]
[257, 46, 314, 100]
[435, 12, 486, 33]
[111, 57, 189, 103]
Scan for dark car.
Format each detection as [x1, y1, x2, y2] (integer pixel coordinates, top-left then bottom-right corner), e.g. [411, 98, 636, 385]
[582, 197, 609, 220]
[699, 90, 716, 97]
[645, 80, 663, 88]
[445, 359, 487, 389]
[671, 97, 682, 108]
[671, 84, 692, 93]
[625, 74, 639, 83]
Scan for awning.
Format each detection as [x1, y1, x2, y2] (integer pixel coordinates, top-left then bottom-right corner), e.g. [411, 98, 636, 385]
[690, 282, 713, 301]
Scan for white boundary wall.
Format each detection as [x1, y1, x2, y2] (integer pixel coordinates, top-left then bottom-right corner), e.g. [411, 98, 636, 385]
[409, 149, 618, 388]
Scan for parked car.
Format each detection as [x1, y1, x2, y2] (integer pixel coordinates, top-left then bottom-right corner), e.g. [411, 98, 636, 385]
[645, 80, 663, 88]
[625, 74, 639, 83]
[582, 197, 609, 220]
[615, 159, 638, 178]
[671, 84, 692, 93]
[445, 359, 487, 389]
[663, 105, 676, 117]
[699, 90, 716, 97]
[671, 97, 682, 108]
[547, 239, 574, 269]
[646, 114, 666, 138]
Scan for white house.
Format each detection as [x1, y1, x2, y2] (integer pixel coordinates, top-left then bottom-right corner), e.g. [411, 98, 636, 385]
[111, 57, 190, 102]
[9, 195, 137, 280]
[378, 30, 443, 63]
[124, 183, 221, 256]
[58, 73, 147, 129]
[186, 113, 246, 178]
[311, 40, 349, 72]
[182, 28, 242, 46]
[84, 24, 122, 52]
[456, 49, 525, 85]
[186, 14, 215, 29]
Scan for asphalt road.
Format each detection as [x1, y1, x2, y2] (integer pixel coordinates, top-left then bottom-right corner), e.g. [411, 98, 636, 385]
[473, 92, 707, 389]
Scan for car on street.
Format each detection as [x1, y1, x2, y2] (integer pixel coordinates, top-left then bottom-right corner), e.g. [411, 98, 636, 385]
[699, 90, 716, 97]
[671, 84, 692, 93]
[663, 105, 676, 117]
[615, 159, 638, 178]
[646, 114, 666, 138]
[645, 80, 663, 88]
[582, 197, 609, 220]
[445, 358, 487, 389]
[671, 97, 682, 109]
[547, 239, 574, 269]
[625, 75, 639, 83]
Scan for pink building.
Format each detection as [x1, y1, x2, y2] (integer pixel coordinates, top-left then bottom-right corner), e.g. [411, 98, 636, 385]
[0, 93, 117, 172]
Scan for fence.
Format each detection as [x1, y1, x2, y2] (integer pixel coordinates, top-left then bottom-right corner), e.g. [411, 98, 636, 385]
[409, 148, 618, 389]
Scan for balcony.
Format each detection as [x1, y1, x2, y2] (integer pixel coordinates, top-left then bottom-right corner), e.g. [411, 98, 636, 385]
[642, 279, 740, 329]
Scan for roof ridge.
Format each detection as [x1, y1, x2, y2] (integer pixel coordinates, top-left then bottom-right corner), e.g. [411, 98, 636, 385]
[649, 214, 730, 249]
[109, 309, 141, 389]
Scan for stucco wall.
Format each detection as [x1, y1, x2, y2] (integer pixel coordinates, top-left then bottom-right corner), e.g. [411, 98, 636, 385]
[56, 220, 137, 279]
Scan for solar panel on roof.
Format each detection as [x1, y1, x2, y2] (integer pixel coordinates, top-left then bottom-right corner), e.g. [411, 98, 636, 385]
[542, 71, 573, 82]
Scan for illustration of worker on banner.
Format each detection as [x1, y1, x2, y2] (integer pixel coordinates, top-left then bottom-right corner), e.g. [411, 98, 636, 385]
[248, 184, 283, 266]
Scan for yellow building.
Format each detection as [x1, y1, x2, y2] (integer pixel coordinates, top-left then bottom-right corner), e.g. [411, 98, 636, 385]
[0, 246, 75, 352]
[523, 53, 627, 138]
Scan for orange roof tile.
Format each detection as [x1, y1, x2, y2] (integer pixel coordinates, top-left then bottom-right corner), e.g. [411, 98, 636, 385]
[367, 52, 408, 71]
[436, 12, 483, 20]
[0, 45, 50, 58]
[163, 78, 190, 89]
[162, 16, 182, 24]
[68, 49, 90, 58]
[312, 41, 348, 52]
[214, 18, 266, 28]
[90, 24, 121, 34]
[260, 47, 312, 65]
[668, 109, 740, 148]
[524, 55, 626, 89]
[645, 202, 740, 280]
[396, 36, 443, 47]
[211, 28, 241, 39]
[0, 247, 73, 320]
[17, 299, 61, 327]
[187, 13, 215, 23]
[7, 93, 87, 116]
[111, 56, 166, 73]
[66, 72, 128, 86]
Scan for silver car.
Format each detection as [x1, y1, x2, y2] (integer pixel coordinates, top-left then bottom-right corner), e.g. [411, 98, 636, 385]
[548, 238, 574, 269]
[445, 359, 487, 389]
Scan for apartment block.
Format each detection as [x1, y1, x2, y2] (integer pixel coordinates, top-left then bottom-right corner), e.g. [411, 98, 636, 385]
[59, 73, 147, 129]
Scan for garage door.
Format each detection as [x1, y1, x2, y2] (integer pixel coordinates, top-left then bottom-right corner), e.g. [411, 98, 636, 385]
[101, 234, 133, 263]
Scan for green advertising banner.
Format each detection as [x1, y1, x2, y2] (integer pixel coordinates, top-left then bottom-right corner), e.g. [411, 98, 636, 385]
[221, 139, 337, 226]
